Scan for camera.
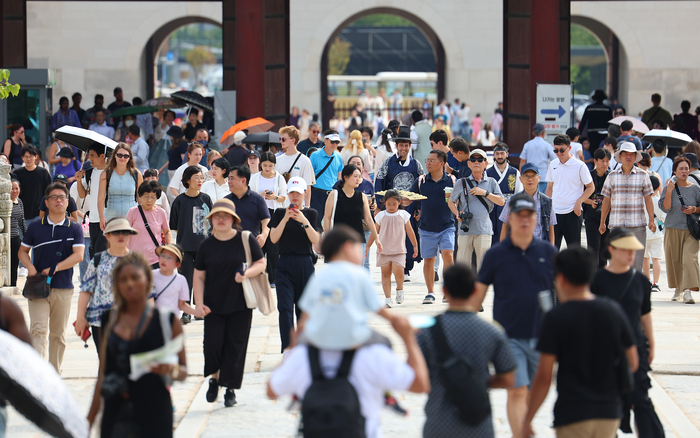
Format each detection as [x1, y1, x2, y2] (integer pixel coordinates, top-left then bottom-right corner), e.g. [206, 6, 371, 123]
[101, 373, 129, 400]
[459, 211, 473, 232]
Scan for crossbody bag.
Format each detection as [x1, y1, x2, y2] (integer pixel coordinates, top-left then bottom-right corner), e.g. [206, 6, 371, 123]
[314, 155, 336, 180]
[673, 184, 700, 240]
[282, 153, 302, 182]
[138, 205, 163, 248]
[463, 178, 490, 211]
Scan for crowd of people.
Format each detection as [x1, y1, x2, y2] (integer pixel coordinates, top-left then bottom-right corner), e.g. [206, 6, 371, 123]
[4, 88, 694, 438]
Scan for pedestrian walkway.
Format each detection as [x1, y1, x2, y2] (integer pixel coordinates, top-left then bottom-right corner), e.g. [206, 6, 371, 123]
[6, 242, 700, 437]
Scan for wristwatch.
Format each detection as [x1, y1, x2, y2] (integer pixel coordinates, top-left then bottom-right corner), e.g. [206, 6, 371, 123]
[302, 224, 310, 229]
[484, 191, 490, 197]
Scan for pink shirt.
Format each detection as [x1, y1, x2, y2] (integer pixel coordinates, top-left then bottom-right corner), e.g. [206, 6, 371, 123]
[126, 205, 170, 265]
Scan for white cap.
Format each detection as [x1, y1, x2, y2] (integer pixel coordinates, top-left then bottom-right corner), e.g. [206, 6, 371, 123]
[324, 133, 341, 142]
[287, 176, 307, 194]
[233, 131, 247, 145]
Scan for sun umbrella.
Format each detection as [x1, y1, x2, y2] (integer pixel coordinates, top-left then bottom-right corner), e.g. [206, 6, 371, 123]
[608, 116, 650, 134]
[142, 96, 181, 110]
[55, 126, 119, 152]
[0, 330, 88, 438]
[109, 105, 158, 119]
[220, 117, 274, 146]
[170, 91, 213, 112]
[241, 131, 280, 145]
[641, 128, 693, 147]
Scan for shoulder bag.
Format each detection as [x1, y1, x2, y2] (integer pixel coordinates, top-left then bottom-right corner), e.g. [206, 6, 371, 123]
[240, 231, 275, 315]
[673, 184, 700, 240]
[22, 228, 71, 300]
[463, 177, 490, 211]
[282, 153, 302, 182]
[314, 155, 336, 180]
[138, 205, 163, 248]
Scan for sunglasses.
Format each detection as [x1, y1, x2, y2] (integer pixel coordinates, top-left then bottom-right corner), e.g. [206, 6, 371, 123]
[553, 148, 568, 154]
[469, 157, 486, 163]
[115, 153, 130, 159]
[614, 111, 624, 115]
[330, 141, 340, 145]
[108, 230, 132, 236]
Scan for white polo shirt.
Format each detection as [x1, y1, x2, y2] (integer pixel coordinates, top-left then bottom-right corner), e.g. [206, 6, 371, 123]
[546, 155, 593, 214]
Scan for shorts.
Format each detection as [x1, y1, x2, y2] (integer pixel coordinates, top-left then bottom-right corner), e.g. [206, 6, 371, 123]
[645, 237, 663, 259]
[377, 253, 406, 268]
[509, 338, 540, 389]
[419, 228, 455, 259]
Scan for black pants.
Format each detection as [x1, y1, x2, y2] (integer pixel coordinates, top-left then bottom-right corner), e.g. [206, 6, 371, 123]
[91, 325, 104, 354]
[404, 202, 421, 273]
[263, 209, 279, 283]
[276, 254, 314, 351]
[310, 187, 329, 216]
[10, 235, 20, 286]
[621, 345, 665, 437]
[203, 310, 253, 389]
[584, 216, 610, 268]
[179, 251, 197, 305]
[554, 212, 583, 250]
[89, 222, 105, 257]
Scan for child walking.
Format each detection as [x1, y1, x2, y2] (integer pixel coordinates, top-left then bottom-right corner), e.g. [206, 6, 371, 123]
[150, 244, 197, 317]
[644, 175, 665, 292]
[366, 190, 418, 307]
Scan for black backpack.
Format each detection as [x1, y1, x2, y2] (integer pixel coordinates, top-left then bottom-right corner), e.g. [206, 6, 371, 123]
[301, 346, 366, 438]
[432, 315, 491, 426]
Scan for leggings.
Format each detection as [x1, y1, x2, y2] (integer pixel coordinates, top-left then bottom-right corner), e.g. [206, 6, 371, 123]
[179, 251, 197, 304]
[10, 236, 20, 287]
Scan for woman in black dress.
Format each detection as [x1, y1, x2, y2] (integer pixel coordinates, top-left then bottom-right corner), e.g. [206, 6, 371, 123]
[88, 252, 187, 438]
[193, 198, 266, 407]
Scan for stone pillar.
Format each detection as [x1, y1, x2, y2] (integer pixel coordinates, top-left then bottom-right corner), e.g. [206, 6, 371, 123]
[0, 163, 13, 288]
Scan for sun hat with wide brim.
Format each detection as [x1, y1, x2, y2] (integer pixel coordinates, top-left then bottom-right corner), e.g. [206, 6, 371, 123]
[609, 227, 644, 250]
[613, 142, 642, 164]
[103, 218, 139, 235]
[205, 198, 241, 223]
[155, 244, 183, 263]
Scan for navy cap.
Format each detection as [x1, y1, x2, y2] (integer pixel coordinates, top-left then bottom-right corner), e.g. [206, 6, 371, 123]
[53, 174, 69, 185]
[533, 123, 545, 135]
[521, 162, 540, 175]
[509, 192, 537, 213]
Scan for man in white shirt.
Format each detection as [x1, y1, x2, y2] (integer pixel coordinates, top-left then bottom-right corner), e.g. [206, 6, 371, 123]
[276, 125, 315, 207]
[127, 125, 150, 174]
[75, 142, 107, 257]
[88, 109, 114, 139]
[546, 134, 595, 250]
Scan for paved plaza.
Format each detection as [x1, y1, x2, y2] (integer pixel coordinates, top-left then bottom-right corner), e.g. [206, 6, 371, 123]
[6, 243, 700, 437]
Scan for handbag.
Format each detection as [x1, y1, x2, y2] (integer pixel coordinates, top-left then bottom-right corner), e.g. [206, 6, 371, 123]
[240, 231, 276, 315]
[673, 184, 700, 240]
[22, 272, 51, 300]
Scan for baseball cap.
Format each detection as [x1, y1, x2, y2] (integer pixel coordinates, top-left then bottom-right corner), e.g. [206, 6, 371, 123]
[53, 174, 69, 185]
[287, 176, 307, 194]
[233, 131, 247, 146]
[469, 149, 487, 159]
[533, 123, 545, 135]
[521, 162, 540, 175]
[509, 192, 537, 213]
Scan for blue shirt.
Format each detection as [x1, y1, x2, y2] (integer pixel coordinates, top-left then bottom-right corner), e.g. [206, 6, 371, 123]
[410, 171, 454, 232]
[224, 189, 271, 236]
[22, 216, 85, 290]
[617, 134, 643, 151]
[477, 236, 557, 339]
[310, 147, 344, 191]
[520, 136, 556, 182]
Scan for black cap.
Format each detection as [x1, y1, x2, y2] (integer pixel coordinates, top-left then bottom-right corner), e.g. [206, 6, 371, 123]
[509, 192, 536, 213]
[684, 153, 700, 169]
[53, 174, 69, 185]
[167, 126, 184, 138]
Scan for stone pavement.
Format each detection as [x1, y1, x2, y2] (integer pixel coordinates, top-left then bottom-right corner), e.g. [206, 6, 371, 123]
[6, 241, 700, 437]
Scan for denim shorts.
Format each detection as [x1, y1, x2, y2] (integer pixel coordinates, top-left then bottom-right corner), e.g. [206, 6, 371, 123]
[509, 338, 540, 389]
[419, 228, 455, 259]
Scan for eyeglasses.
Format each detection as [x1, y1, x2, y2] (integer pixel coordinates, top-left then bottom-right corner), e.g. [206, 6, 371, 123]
[141, 195, 158, 201]
[521, 174, 539, 180]
[310, 130, 320, 134]
[115, 153, 130, 159]
[553, 148, 568, 154]
[159, 254, 177, 261]
[425, 159, 441, 164]
[48, 195, 67, 201]
[469, 157, 486, 163]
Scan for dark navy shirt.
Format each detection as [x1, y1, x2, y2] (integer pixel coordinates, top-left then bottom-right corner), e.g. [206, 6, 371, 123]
[477, 236, 557, 339]
[225, 188, 271, 236]
[332, 178, 375, 198]
[22, 217, 85, 289]
[409, 171, 454, 232]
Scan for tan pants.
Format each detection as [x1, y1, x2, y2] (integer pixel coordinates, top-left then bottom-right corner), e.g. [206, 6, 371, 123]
[664, 227, 700, 290]
[556, 419, 620, 438]
[456, 234, 491, 272]
[27, 288, 74, 373]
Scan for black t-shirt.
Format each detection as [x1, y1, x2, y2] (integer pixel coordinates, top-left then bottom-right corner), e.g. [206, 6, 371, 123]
[183, 122, 206, 141]
[591, 268, 651, 346]
[167, 141, 188, 170]
[537, 297, 635, 427]
[268, 207, 322, 255]
[584, 169, 608, 221]
[39, 195, 78, 217]
[194, 232, 263, 315]
[225, 145, 249, 167]
[169, 192, 213, 252]
[13, 167, 52, 220]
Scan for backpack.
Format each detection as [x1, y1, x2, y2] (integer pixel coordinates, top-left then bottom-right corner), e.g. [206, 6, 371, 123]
[431, 315, 491, 426]
[300, 347, 366, 438]
[104, 168, 139, 206]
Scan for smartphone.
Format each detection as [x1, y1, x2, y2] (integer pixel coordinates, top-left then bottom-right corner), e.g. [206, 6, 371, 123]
[538, 290, 554, 313]
[289, 203, 299, 211]
[236, 263, 248, 276]
[672, 176, 678, 184]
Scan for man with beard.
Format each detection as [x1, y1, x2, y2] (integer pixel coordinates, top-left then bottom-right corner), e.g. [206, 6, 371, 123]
[486, 143, 522, 244]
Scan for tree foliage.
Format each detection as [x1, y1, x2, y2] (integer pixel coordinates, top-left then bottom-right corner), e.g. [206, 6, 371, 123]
[186, 46, 216, 85]
[349, 14, 413, 28]
[571, 24, 599, 47]
[0, 70, 20, 100]
[328, 37, 351, 76]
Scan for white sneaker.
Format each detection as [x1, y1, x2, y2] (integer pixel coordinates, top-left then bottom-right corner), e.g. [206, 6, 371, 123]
[672, 290, 683, 301]
[384, 298, 393, 308]
[396, 290, 404, 304]
[684, 290, 695, 304]
[18, 267, 28, 277]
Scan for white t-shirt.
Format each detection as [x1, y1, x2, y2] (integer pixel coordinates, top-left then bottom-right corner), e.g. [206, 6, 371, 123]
[156, 192, 170, 219]
[200, 179, 231, 203]
[151, 269, 190, 315]
[546, 156, 593, 214]
[269, 343, 415, 438]
[168, 163, 208, 196]
[570, 142, 583, 161]
[275, 152, 316, 186]
[80, 167, 104, 223]
[257, 174, 276, 209]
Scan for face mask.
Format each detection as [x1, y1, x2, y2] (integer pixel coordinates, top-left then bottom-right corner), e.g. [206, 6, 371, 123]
[199, 140, 208, 147]
[124, 120, 134, 127]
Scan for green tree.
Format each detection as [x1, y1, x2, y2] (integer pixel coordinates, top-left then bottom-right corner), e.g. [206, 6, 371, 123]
[328, 37, 351, 75]
[0, 70, 20, 99]
[186, 46, 215, 86]
[350, 14, 413, 27]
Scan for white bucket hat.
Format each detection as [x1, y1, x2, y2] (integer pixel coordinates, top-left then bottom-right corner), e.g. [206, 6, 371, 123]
[613, 141, 642, 164]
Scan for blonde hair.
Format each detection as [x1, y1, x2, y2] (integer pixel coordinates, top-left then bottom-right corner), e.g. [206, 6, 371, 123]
[207, 150, 222, 167]
[279, 125, 300, 145]
[345, 130, 364, 154]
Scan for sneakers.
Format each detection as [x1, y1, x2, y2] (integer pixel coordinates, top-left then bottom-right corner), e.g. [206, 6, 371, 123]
[224, 389, 237, 407]
[434, 271, 439, 281]
[180, 313, 191, 325]
[672, 290, 683, 301]
[396, 290, 404, 304]
[422, 294, 436, 304]
[651, 284, 661, 293]
[18, 267, 28, 277]
[206, 378, 219, 403]
[684, 290, 695, 304]
[384, 297, 393, 308]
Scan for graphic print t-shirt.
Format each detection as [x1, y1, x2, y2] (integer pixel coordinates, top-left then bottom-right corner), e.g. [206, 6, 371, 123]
[169, 192, 212, 252]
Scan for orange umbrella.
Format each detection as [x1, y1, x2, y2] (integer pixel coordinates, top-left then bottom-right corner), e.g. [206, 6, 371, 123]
[220, 117, 274, 146]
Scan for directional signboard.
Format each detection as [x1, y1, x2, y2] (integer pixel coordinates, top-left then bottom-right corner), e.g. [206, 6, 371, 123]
[536, 83, 573, 144]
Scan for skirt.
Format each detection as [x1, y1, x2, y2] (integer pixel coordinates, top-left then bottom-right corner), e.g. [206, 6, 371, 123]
[377, 253, 406, 268]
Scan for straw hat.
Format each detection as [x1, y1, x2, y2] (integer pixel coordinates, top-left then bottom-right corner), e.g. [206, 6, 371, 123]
[205, 198, 241, 223]
[155, 244, 183, 263]
[103, 218, 138, 235]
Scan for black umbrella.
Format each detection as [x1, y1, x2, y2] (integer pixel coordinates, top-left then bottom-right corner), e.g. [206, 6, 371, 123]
[242, 132, 280, 145]
[171, 91, 213, 112]
[54, 126, 118, 152]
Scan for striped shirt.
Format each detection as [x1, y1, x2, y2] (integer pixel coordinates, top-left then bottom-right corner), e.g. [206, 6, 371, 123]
[601, 166, 653, 228]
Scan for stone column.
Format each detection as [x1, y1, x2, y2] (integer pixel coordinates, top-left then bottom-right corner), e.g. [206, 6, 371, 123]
[0, 163, 12, 288]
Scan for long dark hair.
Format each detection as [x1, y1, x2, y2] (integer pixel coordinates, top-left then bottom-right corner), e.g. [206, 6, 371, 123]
[339, 164, 360, 188]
